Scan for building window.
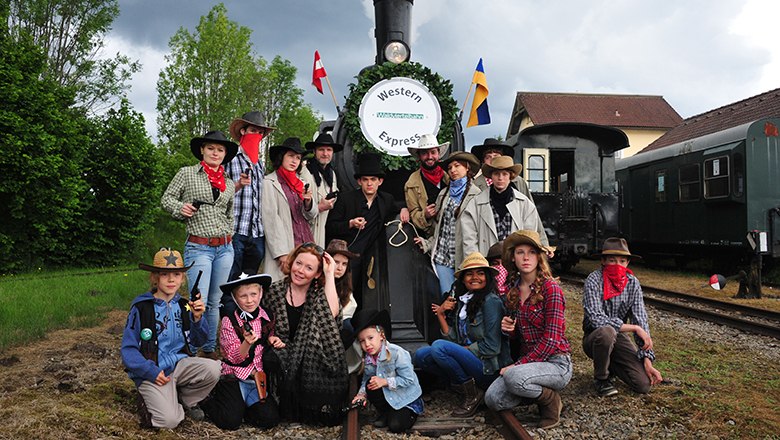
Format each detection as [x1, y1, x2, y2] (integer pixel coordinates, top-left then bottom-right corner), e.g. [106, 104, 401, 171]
[679, 164, 700, 202]
[527, 154, 547, 192]
[704, 156, 730, 199]
[655, 170, 666, 202]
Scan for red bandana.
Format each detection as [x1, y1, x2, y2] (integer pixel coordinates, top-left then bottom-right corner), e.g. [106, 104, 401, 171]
[201, 161, 226, 192]
[277, 167, 304, 199]
[420, 165, 445, 186]
[485, 177, 493, 186]
[240, 133, 263, 164]
[602, 264, 633, 301]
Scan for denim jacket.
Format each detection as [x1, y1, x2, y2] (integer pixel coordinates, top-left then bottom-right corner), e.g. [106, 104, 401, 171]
[359, 342, 423, 410]
[447, 292, 512, 375]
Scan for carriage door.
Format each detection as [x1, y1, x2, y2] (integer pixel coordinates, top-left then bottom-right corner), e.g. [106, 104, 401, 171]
[523, 148, 550, 192]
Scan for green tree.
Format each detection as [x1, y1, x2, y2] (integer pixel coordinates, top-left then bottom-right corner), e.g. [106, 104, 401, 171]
[7, 0, 140, 113]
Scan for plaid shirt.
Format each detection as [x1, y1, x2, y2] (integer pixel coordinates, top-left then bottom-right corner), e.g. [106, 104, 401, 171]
[493, 264, 508, 296]
[582, 268, 655, 361]
[219, 308, 272, 380]
[508, 279, 571, 364]
[225, 152, 264, 238]
[492, 208, 513, 241]
[433, 197, 458, 268]
[161, 164, 235, 237]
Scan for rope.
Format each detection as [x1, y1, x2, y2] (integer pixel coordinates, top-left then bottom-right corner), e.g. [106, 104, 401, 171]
[385, 220, 422, 247]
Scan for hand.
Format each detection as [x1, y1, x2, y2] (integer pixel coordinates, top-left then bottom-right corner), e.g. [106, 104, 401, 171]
[181, 203, 196, 218]
[635, 328, 654, 351]
[349, 217, 367, 229]
[499, 365, 515, 376]
[189, 298, 205, 321]
[500, 316, 516, 333]
[154, 371, 171, 386]
[546, 248, 555, 259]
[366, 376, 388, 391]
[400, 208, 410, 223]
[352, 394, 367, 405]
[268, 335, 286, 349]
[322, 252, 336, 277]
[238, 172, 251, 188]
[413, 236, 424, 250]
[424, 203, 437, 219]
[644, 358, 663, 386]
[437, 297, 456, 315]
[277, 254, 289, 271]
[318, 197, 335, 212]
[243, 328, 259, 345]
[303, 185, 313, 201]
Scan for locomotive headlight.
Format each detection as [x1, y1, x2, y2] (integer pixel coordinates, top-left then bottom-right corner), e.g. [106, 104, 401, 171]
[383, 41, 410, 64]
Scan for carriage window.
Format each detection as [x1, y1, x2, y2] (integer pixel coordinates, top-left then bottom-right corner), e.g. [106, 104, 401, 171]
[679, 164, 700, 202]
[732, 153, 744, 197]
[655, 170, 666, 202]
[527, 154, 547, 192]
[704, 156, 729, 199]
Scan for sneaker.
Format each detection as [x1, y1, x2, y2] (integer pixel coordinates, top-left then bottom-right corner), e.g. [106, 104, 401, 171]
[372, 413, 387, 428]
[595, 379, 618, 397]
[185, 405, 205, 421]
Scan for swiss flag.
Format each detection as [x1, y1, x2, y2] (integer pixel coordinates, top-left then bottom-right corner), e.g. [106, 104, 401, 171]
[312, 51, 327, 94]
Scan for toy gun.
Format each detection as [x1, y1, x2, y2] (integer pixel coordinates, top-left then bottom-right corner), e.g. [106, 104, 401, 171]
[341, 398, 365, 413]
[253, 370, 267, 401]
[242, 320, 253, 334]
[190, 270, 203, 301]
[325, 190, 339, 200]
[192, 199, 215, 209]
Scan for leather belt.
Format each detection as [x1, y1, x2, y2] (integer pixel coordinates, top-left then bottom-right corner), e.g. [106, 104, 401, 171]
[188, 235, 232, 246]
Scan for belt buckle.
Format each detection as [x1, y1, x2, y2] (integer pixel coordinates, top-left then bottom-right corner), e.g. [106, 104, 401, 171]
[208, 237, 220, 246]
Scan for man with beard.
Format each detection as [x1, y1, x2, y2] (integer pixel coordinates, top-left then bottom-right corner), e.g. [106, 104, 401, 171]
[302, 133, 343, 246]
[404, 134, 450, 237]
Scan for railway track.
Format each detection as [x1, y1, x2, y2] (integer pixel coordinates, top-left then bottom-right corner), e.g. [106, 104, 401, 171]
[559, 275, 780, 339]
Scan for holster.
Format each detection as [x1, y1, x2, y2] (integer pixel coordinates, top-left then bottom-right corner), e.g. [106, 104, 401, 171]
[253, 370, 267, 401]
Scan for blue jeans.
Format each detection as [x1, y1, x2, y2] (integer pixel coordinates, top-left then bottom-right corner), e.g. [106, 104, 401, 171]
[484, 354, 572, 411]
[184, 241, 234, 352]
[434, 263, 456, 299]
[413, 339, 495, 389]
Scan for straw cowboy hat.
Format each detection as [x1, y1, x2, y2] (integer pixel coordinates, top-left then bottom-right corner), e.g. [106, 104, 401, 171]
[439, 151, 481, 176]
[229, 111, 275, 141]
[471, 138, 515, 162]
[268, 137, 307, 163]
[138, 248, 193, 272]
[219, 272, 273, 296]
[350, 308, 392, 340]
[407, 134, 450, 157]
[502, 230, 555, 270]
[325, 239, 359, 259]
[305, 132, 344, 152]
[481, 155, 523, 180]
[454, 252, 499, 278]
[592, 237, 642, 260]
[190, 131, 239, 165]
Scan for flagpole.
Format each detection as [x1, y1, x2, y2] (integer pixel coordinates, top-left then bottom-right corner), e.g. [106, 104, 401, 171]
[317, 55, 340, 113]
[459, 82, 475, 120]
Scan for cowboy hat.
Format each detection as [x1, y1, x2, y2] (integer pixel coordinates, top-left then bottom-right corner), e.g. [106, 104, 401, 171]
[229, 111, 275, 141]
[325, 239, 359, 259]
[471, 138, 514, 162]
[407, 134, 450, 157]
[219, 272, 273, 296]
[481, 155, 523, 179]
[305, 132, 344, 152]
[439, 151, 481, 176]
[138, 248, 193, 272]
[190, 131, 239, 165]
[268, 137, 307, 163]
[592, 237, 642, 260]
[350, 308, 392, 340]
[502, 230, 555, 270]
[454, 252, 499, 278]
[354, 152, 385, 179]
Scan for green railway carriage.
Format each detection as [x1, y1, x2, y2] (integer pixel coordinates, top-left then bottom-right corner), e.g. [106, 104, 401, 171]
[616, 117, 780, 264]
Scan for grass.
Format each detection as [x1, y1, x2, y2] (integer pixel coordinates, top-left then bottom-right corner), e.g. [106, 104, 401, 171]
[0, 267, 149, 352]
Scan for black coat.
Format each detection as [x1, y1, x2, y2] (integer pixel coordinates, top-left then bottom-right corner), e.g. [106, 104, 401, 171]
[325, 189, 398, 254]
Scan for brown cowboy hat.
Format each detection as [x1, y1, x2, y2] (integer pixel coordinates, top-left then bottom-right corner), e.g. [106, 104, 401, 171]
[481, 155, 523, 179]
[439, 151, 481, 176]
[502, 230, 555, 270]
[229, 111, 275, 141]
[138, 248, 193, 272]
[471, 138, 514, 162]
[190, 131, 239, 165]
[325, 239, 359, 259]
[219, 272, 273, 296]
[592, 237, 642, 260]
[454, 252, 499, 278]
[305, 132, 344, 152]
[486, 240, 504, 262]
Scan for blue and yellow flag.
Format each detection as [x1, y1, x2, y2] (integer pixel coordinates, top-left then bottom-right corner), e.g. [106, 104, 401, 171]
[467, 58, 490, 127]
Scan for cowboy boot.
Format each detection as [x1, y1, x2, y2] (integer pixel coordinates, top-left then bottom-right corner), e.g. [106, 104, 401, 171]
[537, 387, 562, 429]
[450, 378, 484, 417]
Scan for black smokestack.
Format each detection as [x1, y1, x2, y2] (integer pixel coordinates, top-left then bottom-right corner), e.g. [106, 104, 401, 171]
[373, 0, 413, 64]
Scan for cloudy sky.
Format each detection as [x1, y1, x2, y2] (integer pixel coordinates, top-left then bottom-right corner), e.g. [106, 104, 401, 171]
[107, 0, 780, 148]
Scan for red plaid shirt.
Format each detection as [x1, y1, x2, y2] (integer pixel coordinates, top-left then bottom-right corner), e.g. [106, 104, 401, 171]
[507, 279, 570, 364]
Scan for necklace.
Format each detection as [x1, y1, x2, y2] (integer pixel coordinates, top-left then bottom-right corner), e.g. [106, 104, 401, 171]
[287, 284, 306, 307]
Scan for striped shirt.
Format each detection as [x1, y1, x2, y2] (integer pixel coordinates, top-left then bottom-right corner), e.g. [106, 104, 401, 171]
[225, 152, 264, 238]
[161, 164, 235, 237]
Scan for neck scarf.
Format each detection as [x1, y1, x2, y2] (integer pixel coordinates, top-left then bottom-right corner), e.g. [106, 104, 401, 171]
[603, 264, 633, 301]
[237, 306, 260, 323]
[490, 185, 513, 218]
[458, 292, 473, 321]
[306, 159, 334, 189]
[420, 164, 445, 186]
[277, 167, 304, 199]
[201, 161, 226, 192]
[240, 133, 263, 164]
[485, 177, 493, 186]
[449, 176, 468, 204]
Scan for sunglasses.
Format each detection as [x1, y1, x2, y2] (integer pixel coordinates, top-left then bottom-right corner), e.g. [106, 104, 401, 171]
[301, 242, 324, 254]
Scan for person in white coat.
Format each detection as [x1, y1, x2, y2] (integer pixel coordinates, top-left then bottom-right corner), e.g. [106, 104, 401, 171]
[301, 133, 342, 247]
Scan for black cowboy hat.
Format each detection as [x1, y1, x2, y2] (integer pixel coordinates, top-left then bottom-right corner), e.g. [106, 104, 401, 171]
[350, 308, 392, 340]
[138, 248, 194, 272]
[305, 132, 344, 152]
[268, 137, 307, 163]
[471, 138, 515, 162]
[229, 111, 275, 141]
[353, 152, 385, 179]
[219, 273, 273, 296]
[190, 131, 239, 165]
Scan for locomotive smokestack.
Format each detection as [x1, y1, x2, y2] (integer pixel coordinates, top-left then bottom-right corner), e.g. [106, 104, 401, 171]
[374, 0, 413, 65]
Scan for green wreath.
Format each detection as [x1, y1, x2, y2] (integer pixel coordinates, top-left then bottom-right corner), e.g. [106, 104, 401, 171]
[342, 61, 458, 171]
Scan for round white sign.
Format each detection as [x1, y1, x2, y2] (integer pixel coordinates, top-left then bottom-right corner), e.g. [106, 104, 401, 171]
[358, 77, 442, 156]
